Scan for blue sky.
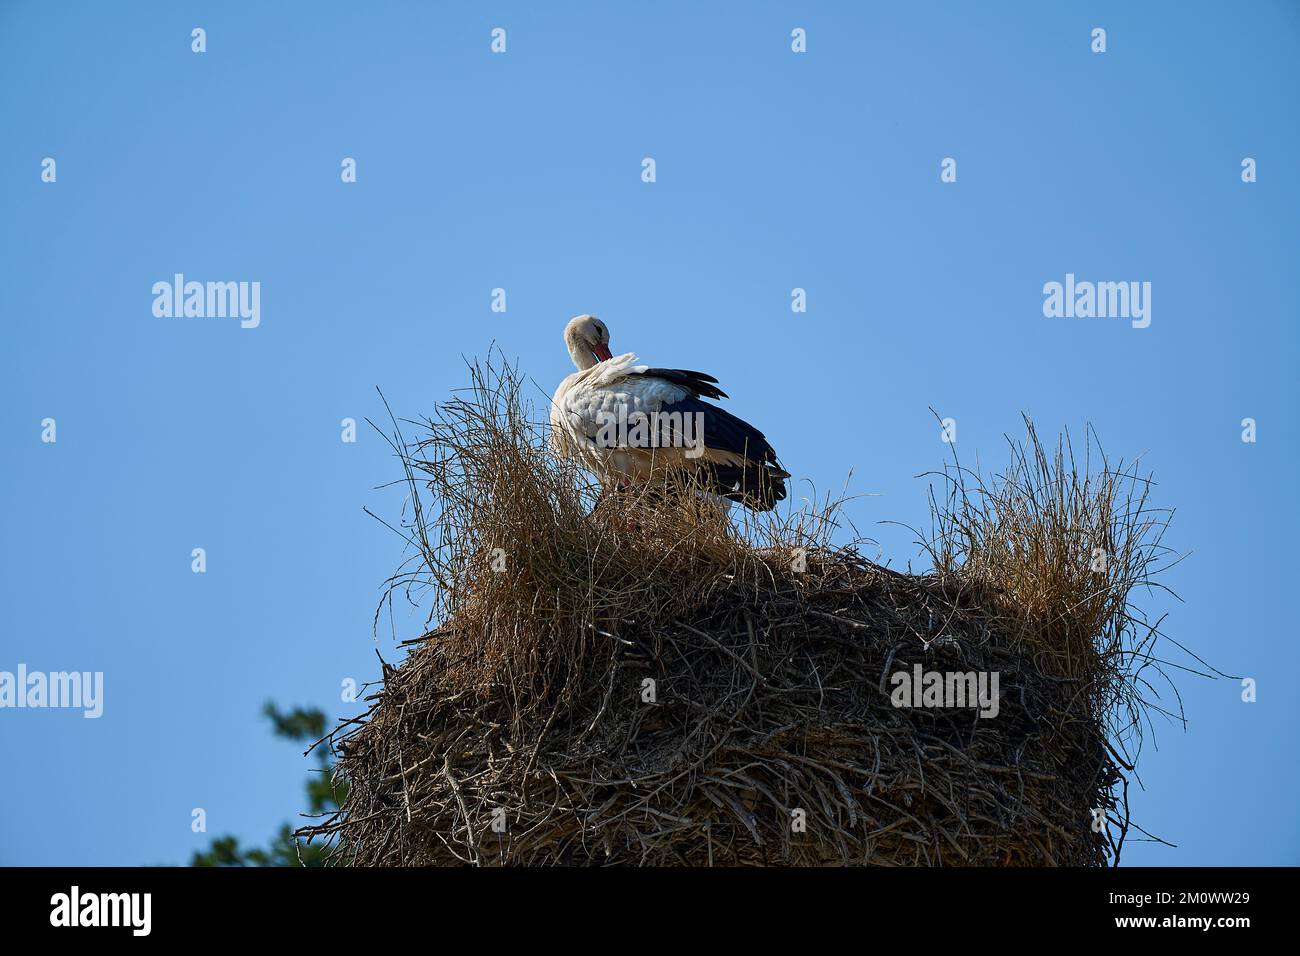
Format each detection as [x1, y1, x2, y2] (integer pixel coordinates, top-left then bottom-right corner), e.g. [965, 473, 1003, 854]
[1, 1, 1296, 865]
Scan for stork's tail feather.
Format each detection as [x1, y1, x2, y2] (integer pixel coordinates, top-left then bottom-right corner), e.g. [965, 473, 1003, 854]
[706, 460, 788, 511]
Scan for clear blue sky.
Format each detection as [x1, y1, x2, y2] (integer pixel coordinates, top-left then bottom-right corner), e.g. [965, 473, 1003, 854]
[1, 1, 1296, 866]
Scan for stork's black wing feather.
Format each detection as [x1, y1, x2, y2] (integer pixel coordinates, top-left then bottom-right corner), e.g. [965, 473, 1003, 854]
[656, 396, 772, 461]
[704, 462, 788, 510]
[656, 395, 788, 510]
[628, 367, 728, 401]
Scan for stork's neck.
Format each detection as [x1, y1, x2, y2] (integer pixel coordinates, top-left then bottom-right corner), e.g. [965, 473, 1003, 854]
[566, 334, 598, 370]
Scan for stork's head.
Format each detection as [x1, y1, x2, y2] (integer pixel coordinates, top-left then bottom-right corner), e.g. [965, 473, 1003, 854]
[564, 314, 613, 369]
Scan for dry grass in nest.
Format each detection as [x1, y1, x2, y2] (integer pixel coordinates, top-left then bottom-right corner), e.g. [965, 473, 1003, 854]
[298, 353, 1183, 866]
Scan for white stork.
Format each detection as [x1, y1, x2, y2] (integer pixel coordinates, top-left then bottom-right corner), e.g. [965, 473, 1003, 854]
[550, 314, 789, 511]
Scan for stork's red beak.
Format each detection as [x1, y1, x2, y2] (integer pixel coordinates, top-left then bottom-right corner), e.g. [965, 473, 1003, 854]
[593, 343, 613, 362]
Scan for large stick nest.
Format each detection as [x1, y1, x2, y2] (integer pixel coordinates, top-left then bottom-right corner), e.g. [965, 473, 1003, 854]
[299, 355, 1180, 866]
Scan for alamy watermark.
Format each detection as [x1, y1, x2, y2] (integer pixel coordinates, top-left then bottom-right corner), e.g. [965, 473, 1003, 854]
[1043, 273, 1151, 329]
[595, 407, 706, 458]
[152, 274, 261, 329]
[50, 886, 150, 936]
[0, 664, 103, 718]
[890, 664, 1000, 719]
